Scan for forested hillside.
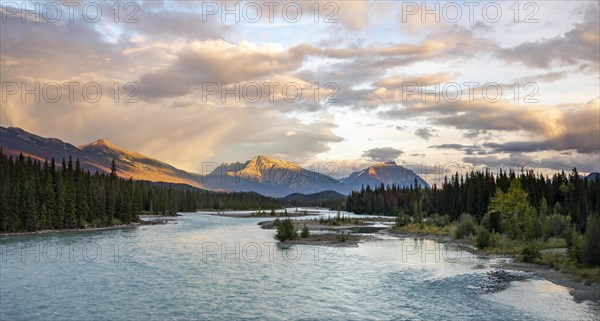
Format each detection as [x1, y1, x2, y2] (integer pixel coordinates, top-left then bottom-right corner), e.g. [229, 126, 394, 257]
[346, 169, 600, 265]
[347, 169, 600, 229]
[0, 150, 279, 233]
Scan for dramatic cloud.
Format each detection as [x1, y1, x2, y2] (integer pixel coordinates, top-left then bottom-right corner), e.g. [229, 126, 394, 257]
[497, 3, 600, 71]
[0, 12, 134, 81]
[481, 99, 600, 154]
[513, 71, 567, 84]
[429, 144, 484, 156]
[415, 127, 438, 140]
[463, 153, 539, 170]
[463, 129, 490, 139]
[1, 1, 598, 176]
[464, 153, 600, 174]
[138, 40, 305, 99]
[538, 154, 600, 173]
[374, 73, 456, 90]
[362, 147, 404, 162]
[124, 5, 232, 41]
[381, 97, 600, 155]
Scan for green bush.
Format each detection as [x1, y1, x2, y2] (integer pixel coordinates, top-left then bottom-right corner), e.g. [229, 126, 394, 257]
[476, 227, 491, 249]
[428, 213, 451, 227]
[395, 211, 411, 227]
[564, 224, 578, 249]
[301, 223, 310, 238]
[482, 211, 502, 233]
[521, 244, 540, 262]
[523, 206, 540, 241]
[455, 213, 476, 238]
[544, 213, 570, 239]
[582, 215, 600, 265]
[275, 219, 297, 241]
[569, 231, 584, 263]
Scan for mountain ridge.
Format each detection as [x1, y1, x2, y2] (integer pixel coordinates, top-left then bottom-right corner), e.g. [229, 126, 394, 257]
[1, 126, 204, 188]
[202, 154, 347, 197]
[0, 126, 431, 197]
[341, 161, 430, 189]
[587, 172, 600, 181]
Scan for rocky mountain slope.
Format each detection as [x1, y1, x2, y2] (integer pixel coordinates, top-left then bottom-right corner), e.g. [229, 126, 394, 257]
[341, 161, 430, 189]
[1, 126, 431, 197]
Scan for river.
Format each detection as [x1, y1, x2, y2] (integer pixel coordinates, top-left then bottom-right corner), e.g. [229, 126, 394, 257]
[1, 209, 597, 320]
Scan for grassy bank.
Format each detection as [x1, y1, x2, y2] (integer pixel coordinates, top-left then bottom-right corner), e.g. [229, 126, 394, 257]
[391, 222, 600, 284]
[391, 223, 456, 237]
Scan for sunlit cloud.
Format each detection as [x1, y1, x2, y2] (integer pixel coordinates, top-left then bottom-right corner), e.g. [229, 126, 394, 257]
[1, 0, 598, 176]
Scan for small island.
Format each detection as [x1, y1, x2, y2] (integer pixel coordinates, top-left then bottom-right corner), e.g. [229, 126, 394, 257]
[214, 208, 319, 218]
[258, 213, 391, 247]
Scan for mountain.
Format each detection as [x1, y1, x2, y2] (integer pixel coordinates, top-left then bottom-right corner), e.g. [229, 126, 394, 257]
[0, 127, 104, 172]
[1, 126, 431, 197]
[79, 138, 205, 187]
[587, 172, 600, 181]
[0, 127, 204, 189]
[341, 161, 430, 190]
[282, 190, 346, 202]
[203, 155, 350, 197]
[208, 162, 246, 175]
[281, 190, 347, 207]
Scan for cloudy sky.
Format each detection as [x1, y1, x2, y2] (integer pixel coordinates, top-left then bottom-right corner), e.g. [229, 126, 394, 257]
[1, 1, 599, 183]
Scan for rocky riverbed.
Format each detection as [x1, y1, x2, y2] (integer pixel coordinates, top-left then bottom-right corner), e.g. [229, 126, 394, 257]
[477, 269, 535, 293]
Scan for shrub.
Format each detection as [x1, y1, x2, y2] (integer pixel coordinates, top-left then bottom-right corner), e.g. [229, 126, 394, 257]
[395, 211, 411, 227]
[582, 215, 600, 266]
[301, 223, 310, 238]
[275, 219, 297, 241]
[521, 244, 540, 262]
[455, 213, 476, 238]
[476, 227, 491, 249]
[523, 206, 540, 241]
[564, 224, 578, 249]
[569, 231, 584, 263]
[482, 211, 502, 233]
[545, 213, 570, 239]
[428, 213, 451, 227]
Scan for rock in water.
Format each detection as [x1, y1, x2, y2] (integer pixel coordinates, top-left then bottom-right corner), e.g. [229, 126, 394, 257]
[478, 269, 535, 293]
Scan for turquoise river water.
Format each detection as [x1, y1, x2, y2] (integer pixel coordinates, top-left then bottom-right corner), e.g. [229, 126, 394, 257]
[1, 209, 598, 320]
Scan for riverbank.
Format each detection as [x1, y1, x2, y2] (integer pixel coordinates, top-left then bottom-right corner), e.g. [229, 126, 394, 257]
[287, 217, 600, 303]
[7, 211, 594, 320]
[496, 261, 600, 303]
[1, 216, 177, 236]
[0, 223, 141, 236]
[384, 228, 600, 303]
[251, 212, 600, 303]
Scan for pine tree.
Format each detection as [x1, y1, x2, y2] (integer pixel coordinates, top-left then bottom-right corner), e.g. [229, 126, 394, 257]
[53, 174, 65, 229]
[40, 204, 48, 229]
[0, 152, 8, 232]
[0, 150, 281, 232]
[24, 181, 38, 231]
